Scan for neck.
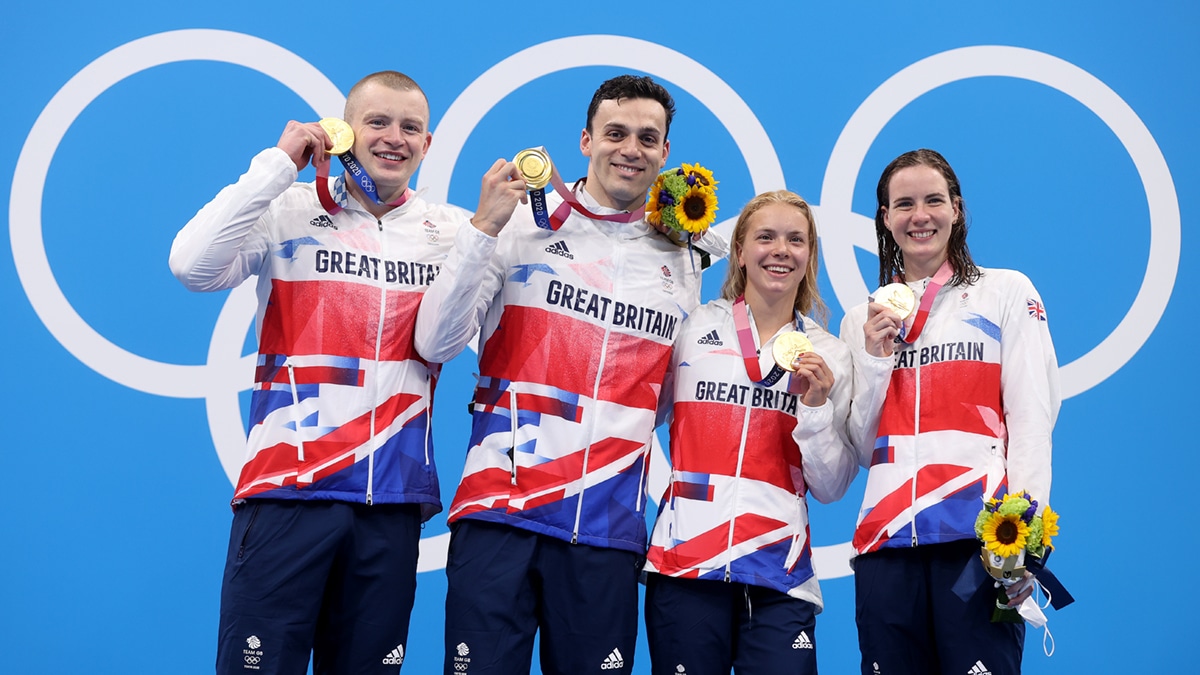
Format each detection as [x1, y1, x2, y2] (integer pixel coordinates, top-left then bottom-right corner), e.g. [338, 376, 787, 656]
[903, 254, 948, 282]
[349, 181, 408, 219]
[582, 178, 643, 213]
[743, 286, 795, 345]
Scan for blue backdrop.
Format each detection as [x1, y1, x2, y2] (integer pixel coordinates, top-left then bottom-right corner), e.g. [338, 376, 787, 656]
[4, 2, 1195, 673]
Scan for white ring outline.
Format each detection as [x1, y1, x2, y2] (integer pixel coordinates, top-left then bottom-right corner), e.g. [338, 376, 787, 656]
[11, 36, 1177, 579]
[8, 30, 347, 484]
[816, 45, 1180, 399]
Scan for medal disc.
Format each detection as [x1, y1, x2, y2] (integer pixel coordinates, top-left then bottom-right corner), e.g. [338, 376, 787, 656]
[514, 148, 553, 190]
[772, 331, 814, 372]
[873, 283, 917, 320]
[319, 118, 355, 155]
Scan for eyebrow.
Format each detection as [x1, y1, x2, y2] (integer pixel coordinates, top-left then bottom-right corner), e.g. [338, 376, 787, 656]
[604, 121, 662, 136]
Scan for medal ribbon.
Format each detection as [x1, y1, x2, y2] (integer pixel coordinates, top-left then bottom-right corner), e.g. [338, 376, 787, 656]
[524, 155, 713, 272]
[896, 260, 953, 344]
[532, 169, 645, 231]
[731, 295, 806, 391]
[315, 152, 410, 215]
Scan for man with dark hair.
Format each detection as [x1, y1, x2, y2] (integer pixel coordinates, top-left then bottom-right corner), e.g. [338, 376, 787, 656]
[416, 74, 717, 674]
[171, 70, 468, 674]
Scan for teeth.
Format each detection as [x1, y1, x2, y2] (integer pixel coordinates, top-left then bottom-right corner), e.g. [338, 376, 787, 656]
[765, 266, 791, 273]
[378, 153, 403, 161]
[911, 231, 935, 239]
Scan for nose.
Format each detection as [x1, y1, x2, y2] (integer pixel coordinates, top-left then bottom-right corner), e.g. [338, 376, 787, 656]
[616, 135, 639, 157]
[911, 203, 932, 224]
[383, 123, 404, 145]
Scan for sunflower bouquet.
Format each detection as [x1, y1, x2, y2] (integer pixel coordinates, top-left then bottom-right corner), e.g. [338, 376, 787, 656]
[974, 492, 1060, 622]
[646, 163, 718, 245]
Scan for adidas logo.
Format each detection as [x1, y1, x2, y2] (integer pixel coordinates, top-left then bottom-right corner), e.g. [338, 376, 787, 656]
[382, 644, 404, 665]
[600, 647, 625, 670]
[545, 240, 574, 259]
[309, 214, 336, 230]
[967, 660, 992, 675]
[792, 631, 813, 649]
[697, 329, 723, 346]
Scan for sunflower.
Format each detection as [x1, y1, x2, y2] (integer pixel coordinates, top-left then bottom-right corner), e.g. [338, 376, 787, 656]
[1040, 506, 1060, 548]
[673, 186, 718, 233]
[646, 181, 664, 226]
[980, 511, 1029, 558]
[682, 162, 718, 190]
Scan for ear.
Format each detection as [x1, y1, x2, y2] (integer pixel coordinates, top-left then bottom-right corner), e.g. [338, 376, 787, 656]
[660, 138, 670, 169]
[422, 130, 433, 156]
[580, 128, 592, 158]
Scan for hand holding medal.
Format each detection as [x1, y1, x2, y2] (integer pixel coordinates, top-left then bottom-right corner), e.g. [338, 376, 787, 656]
[772, 331, 814, 373]
[513, 148, 554, 230]
[864, 282, 915, 357]
[319, 118, 354, 155]
[872, 283, 916, 321]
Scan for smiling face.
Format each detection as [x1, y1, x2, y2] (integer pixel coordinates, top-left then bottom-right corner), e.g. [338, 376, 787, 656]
[881, 164, 961, 280]
[344, 81, 432, 204]
[579, 97, 670, 211]
[736, 202, 813, 307]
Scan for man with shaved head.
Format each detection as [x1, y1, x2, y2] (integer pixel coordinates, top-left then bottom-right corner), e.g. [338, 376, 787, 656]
[171, 70, 467, 674]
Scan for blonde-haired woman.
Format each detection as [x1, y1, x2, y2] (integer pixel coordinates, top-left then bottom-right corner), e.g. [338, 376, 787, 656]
[643, 190, 858, 674]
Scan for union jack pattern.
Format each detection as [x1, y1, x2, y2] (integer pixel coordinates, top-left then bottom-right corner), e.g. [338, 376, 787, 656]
[644, 301, 857, 601]
[440, 194, 706, 553]
[847, 269, 1058, 555]
[1027, 297, 1047, 321]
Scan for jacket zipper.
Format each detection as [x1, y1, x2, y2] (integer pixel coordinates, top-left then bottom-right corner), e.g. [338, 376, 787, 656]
[910, 323, 922, 546]
[366, 217, 387, 506]
[570, 235, 620, 544]
[726, 355, 754, 581]
[286, 361, 304, 462]
[509, 384, 519, 486]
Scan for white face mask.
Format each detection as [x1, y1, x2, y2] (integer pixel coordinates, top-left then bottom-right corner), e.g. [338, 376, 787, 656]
[1000, 575, 1056, 656]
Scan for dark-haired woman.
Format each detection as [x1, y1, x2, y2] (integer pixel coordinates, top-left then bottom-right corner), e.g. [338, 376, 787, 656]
[841, 149, 1060, 675]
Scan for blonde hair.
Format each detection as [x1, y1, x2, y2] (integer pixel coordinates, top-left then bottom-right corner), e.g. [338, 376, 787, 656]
[344, 70, 428, 124]
[719, 190, 829, 326]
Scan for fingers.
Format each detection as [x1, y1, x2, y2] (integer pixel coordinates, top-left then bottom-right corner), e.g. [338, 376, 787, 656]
[471, 159, 528, 236]
[792, 353, 834, 406]
[276, 120, 329, 172]
[1004, 572, 1036, 606]
[863, 302, 903, 357]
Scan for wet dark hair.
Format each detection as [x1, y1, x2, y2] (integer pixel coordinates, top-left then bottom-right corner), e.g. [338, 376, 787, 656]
[875, 148, 980, 287]
[585, 75, 676, 139]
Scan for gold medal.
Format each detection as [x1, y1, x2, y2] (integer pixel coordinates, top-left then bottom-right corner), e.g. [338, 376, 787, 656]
[772, 331, 814, 372]
[514, 148, 553, 191]
[873, 283, 916, 320]
[319, 118, 354, 155]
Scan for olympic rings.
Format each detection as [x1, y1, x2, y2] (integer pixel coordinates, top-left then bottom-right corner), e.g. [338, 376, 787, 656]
[10, 32, 1179, 579]
[815, 45, 1179, 400]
